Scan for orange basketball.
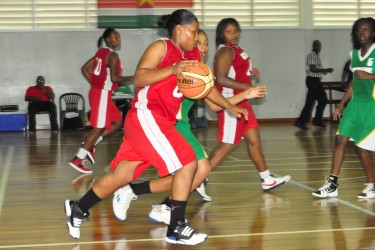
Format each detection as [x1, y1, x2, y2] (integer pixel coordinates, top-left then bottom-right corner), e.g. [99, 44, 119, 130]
[177, 62, 214, 99]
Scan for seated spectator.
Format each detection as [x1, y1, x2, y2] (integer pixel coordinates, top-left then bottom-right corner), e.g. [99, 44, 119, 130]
[25, 76, 58, 133]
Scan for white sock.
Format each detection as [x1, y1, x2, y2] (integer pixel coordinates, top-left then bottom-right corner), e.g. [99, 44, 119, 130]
[259, 170, 271, 180]
[76, 148, 89, 159]
[95, 136, 103, 146]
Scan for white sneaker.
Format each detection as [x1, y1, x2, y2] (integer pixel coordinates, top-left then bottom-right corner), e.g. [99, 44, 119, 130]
[194, 182, 212, 202]
[357, 183, 375, 199]
[262, 175, 291, 191]
[64, 200, 89, 239]
[165, 221, 207, 245]
[312, 180, 338, 198]
[148, 204, 171, 225]
[112, 185, 138, 221]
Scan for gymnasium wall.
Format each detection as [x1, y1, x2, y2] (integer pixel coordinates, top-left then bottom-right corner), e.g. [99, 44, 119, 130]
[0, 28, 352, 125]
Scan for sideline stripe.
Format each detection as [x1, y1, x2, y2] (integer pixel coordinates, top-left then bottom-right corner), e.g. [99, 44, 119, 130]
[0, 227, 374, 249]
[204, 148, 375, 217]
[0, 146, 14, 218]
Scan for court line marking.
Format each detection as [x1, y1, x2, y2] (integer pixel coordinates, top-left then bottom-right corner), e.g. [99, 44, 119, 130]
[0, 146, 14, 218]
[0, 226, 374, 249]
[204, 149, 375, 217]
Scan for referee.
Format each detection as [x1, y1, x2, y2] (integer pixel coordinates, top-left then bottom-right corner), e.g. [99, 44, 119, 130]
[295, 40, 334, 130]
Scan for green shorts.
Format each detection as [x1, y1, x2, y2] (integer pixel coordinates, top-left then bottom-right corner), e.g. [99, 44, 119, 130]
[175, 120, 207, 161]
[338, 98, 375, 151]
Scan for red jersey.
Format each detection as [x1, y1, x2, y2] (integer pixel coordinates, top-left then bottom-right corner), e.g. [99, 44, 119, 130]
[25, 86, 53, 101]
[132, 39, 200, 124]
[214, 43, 252, 97]
[90, 47, 122, 91]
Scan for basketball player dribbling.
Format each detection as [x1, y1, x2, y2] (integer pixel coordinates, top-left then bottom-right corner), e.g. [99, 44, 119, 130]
[64, 9, 248, 245]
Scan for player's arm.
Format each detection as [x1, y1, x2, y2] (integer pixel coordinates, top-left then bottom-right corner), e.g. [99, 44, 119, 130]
[205, 85, 267, 112]
[81, 57, 95, 82]
[108, 52, 134, 83]
[134, 40, 198, 87]
[333, 83, 352, 121]
[215, 47, 249, 91]
[204, 86, 248, 119]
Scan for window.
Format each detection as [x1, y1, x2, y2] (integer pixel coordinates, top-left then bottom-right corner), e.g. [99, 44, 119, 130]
[1, 0, 373, 30]
[0, 0, 96, 30]
[194, 0, 300, 28]
[312, 0, 375, 27]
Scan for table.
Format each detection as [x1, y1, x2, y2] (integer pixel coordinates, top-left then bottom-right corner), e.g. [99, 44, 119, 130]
[322, 81, 347, 120]
[112, 94, 134, 122]
[112, 93, 134, 100]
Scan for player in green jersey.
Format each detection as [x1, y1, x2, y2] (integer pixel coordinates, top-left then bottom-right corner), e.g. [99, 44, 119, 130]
[313, 17, 375, 199]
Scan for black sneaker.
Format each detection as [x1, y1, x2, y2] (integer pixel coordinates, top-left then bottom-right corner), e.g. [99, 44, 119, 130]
[312, 181, 338, 198]
[294, 122, 308, 130]
[165, 221, 207, 245]
[64, 200, 89, 239]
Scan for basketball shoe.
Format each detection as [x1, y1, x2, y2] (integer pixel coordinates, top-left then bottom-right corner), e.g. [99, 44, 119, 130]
[64, 200, 89, 239]
[69, 157, 93, 174]
[194, 182, 212, 202]
[312, 180, 338, 198]
[166, 221, 207, 245]
[112, 185, 138, 221]
[262, 175, 291, 191]
[357, 183, 375, 199]
[149, 204, 171, 225]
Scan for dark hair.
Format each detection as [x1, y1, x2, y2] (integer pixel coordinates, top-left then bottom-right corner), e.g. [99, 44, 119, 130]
[215, 18, 241, 47]
[351, 17, 375, 50]
[97, 28, 117, 48]
[157, 9, 198, 37]
[198, 29, 207, 36]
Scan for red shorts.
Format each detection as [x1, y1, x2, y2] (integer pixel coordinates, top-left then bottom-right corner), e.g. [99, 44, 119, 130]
[89, 88, 122, 130]
[110, 108, 196, 181]
[217, 100, 258, 144]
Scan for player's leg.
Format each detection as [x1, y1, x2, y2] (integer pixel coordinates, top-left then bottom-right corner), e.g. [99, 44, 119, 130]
[312, 135, 349, 198]
[243, 128, 291, 191]
[356, 147, 375, 199]
[65, 160, 140, 239]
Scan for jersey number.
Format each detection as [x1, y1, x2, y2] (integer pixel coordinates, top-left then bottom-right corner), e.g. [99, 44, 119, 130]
[93, 58, 102, 76]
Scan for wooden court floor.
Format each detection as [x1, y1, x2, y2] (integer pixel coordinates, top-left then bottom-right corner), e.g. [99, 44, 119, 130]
[0, 122, 374, 250]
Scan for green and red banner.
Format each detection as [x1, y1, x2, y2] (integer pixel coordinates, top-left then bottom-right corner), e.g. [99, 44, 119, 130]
[98, 0, 193, 29]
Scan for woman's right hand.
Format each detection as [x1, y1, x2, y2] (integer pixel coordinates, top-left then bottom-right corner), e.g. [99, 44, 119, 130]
[333, 104, 344, 121]
[243, 85, 267, 99]
[172, 60, 199, 75]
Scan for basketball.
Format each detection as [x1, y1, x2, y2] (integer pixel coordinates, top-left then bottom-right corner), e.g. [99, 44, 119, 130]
[177, 62, 214, 99]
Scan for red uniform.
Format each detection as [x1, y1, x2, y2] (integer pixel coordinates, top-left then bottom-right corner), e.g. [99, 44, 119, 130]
[214, 43, 258, 144]
[89, 47, 122, 130]
[110, 39, 200, 180]
[25, 86, 53, 101]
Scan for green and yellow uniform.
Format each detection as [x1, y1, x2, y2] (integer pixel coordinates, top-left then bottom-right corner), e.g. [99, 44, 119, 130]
[176, 98, 207, 160]
[338, 44, 375, 151]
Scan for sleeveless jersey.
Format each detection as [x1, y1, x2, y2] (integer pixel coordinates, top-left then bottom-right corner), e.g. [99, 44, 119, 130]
[351, 43, 375, 101]
[90, 47, 122, 91]
[132, 38, 200, 124]
[214, 43, 252, 98]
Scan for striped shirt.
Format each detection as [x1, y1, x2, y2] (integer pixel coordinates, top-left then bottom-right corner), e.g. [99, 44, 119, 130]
[306, 51, 323, 78]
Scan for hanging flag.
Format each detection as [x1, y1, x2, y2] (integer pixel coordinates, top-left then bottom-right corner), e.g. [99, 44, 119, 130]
[98, 0, 194, 29]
